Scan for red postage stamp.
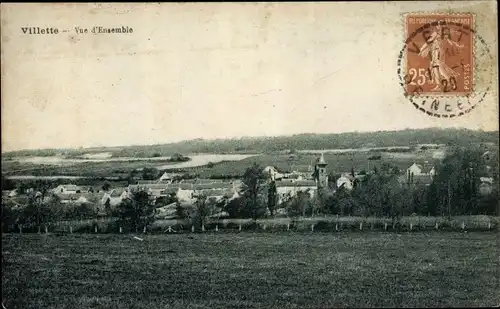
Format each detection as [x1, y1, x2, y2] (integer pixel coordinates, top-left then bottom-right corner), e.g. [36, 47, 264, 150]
[404, 13, 474, 96]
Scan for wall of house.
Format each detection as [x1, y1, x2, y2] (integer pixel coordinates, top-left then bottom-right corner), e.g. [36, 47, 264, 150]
[336, 177, 353, 190]
[276, 186, 316, 204]
[407, 164, 423, 177]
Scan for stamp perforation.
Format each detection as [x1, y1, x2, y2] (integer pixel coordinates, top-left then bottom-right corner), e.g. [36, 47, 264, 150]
[398, 11, 492, 118]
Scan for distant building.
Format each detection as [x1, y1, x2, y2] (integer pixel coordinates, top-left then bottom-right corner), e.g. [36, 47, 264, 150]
[404, 162, 436, 186]
[271, 154, 328, 205]
[479, 177, 495, 196]
[314, 153, 328, 189]
[336, 174, 354, 190]
[158, 172, 182, 183]
[7, 189, 18, 198]
[263, 166, 284, 181]
[101, 188, 129, 206]
[276, 180, 317, 204]
[406, 162, 436, 178]
[129, 180, 240, 204]
[52, 184, 80, 195]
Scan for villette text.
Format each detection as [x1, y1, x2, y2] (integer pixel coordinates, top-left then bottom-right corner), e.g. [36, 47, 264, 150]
[21, 27, 59, 34]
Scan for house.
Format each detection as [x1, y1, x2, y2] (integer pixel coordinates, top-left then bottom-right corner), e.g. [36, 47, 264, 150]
[263, 166, 284, 181]
[101, 188, 128, 206]
[480, 177, 494, 184]
[335, 173, 367, 191]
[177, 183, 195, 202]
[336, 174, 354, 190]
[404, 162, 436, 186]
[129, 184, 168, 197]
[406, 162, 436, 178]
[479, 177, 495, 196]
[158, 172, 182, 183]
[191, 182, 240, 203]
[75, 195, 89, 205]
[7, 189, 18, 197]
[52, 184, 81, 195]
[57, 193, 82, 204]
[410, 175, 434, 186]
[276, 180, 318, 204]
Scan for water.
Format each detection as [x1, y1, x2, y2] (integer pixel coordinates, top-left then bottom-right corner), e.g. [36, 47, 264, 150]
[12, 155, 174, 165]
[9, 153, 257, 167]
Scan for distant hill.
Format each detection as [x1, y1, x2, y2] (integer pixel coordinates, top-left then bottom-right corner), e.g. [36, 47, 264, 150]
[3, 128, 499, 158]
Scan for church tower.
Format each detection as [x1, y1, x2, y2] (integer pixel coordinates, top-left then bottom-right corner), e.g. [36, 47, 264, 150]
[315, 153, 328, 189]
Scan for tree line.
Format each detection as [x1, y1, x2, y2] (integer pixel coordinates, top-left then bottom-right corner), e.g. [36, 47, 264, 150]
[2, 146, 498, 233]
[225, 146, 499, 221]
[4, 128, 498, 158]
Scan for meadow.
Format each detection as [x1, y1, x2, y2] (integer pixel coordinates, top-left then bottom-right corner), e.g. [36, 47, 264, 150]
[185, 150, 441, 178]
[2, 232, 499, 308]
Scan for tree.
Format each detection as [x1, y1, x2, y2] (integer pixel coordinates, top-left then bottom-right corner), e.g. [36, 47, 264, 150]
[431, 146, 484, 216]
[195, 195, 209, 229]
[1, 175, 14, 191]
[116, 190, 155, 232]
[1, 198, 21, 232]
[69, 202, 98, 221]
[18, 192, 62, 233]
[286, 191, 311, 217]
[155, 193, 178, 206]
[192, 194, 216, 231]
[310, 188, 327, 217]
[175, 202, 187, 219]
[267, 180, 277, 217]
[104, 198, 112, 217]
[241, 163, 266, 220]
[102, 181, 111, 191]
[225, 197, 247, 218]
[142, 167, 159, 180]
[170, 153, 190, 162]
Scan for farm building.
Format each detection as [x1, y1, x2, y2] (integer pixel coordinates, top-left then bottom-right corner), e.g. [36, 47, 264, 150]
[52, 184, 81, 194]
[406, 162, 436, 179]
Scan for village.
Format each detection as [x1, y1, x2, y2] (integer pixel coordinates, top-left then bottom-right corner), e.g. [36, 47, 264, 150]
[3, 148, 497, 228]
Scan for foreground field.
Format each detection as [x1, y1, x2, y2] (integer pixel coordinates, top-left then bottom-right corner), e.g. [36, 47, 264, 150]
[2, 233, 500, 308]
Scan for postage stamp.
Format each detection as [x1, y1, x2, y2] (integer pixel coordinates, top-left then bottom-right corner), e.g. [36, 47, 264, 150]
[398, 12, 494, 118]
[404, 13, 474, 96]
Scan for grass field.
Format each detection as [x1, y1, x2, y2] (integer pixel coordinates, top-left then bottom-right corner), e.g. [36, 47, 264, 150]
[2, 232, 500, 308]
[189, 150, 440, 178]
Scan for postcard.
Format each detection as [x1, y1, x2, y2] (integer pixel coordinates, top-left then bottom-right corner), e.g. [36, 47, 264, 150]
[1, 2, 498, 309]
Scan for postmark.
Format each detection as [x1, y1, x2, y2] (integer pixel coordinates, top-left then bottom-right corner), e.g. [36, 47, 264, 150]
[397, 13, 494, 118]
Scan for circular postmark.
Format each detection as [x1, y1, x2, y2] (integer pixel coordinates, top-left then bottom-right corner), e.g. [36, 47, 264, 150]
[397, 15, 494, 118]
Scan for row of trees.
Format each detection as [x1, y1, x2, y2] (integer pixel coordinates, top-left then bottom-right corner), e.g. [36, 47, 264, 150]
[226, 147, 499, 220]
[1, 194, 100, 232]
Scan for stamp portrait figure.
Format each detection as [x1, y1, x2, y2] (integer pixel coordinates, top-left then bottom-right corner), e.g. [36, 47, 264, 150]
[418, 25, 465, 91]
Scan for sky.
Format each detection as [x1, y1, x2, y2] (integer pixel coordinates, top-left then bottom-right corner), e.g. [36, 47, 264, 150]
[1, 2, 498, 152]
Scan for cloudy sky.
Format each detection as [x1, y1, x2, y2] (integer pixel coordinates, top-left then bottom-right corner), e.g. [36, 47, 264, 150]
[1, 2, 497, 152]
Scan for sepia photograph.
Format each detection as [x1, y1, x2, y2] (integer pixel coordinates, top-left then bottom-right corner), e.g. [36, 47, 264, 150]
[1, 2, 499, 308]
